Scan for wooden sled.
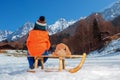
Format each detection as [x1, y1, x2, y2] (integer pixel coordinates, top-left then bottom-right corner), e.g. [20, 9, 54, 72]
[32, 53, 87, 73]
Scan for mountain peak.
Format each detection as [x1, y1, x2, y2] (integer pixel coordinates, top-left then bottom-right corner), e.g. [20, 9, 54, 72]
[7, 22, 34, 41]
[58, 18, 66, 21]
[48, 18, 76, 35]
[0, 30, 13, 41]
[101, 0, 120, 20]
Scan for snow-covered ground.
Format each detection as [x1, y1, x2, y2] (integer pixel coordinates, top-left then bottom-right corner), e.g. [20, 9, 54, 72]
[0, 38, 120, 80]
[0, 53, 120, 80]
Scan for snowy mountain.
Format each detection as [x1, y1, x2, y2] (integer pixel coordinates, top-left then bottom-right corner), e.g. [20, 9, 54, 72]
[47, 18, 76, 35]
[7, 22, 34, 41]
[0, 0, 120, 41]
[89, 38, 120, 57]
[0, 30, 13, 41]
[101, 0, 120, 20]
[0, 18, 76, 41]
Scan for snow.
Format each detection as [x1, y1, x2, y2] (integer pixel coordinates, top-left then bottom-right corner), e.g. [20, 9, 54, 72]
[7, 22, 34, 41]
[48, 18, 76, 35]
[89, 38, 120, 57]
[0, 53, 120, 80]
[101, 0, 120, 20]
[0, 18, 76, 41]
[0, 38, 120, 80]
[0, 30, 13, 41]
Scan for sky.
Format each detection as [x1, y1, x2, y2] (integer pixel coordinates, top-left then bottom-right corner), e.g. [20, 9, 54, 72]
[0, 0, 118, 31]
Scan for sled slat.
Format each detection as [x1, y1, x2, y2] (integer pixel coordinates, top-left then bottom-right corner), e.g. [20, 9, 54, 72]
[39, 55, 83, 58]
[34, 53, 86, 72]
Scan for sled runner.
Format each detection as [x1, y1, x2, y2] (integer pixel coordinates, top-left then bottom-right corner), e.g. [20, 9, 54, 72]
[28, 53, 86, 73]
[27, 69, 36, 73]
[68, 53, 86, 73]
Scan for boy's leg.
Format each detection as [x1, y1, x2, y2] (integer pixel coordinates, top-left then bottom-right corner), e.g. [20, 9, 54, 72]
[27, 52, 35, 69]
[38, 51, 49, 66]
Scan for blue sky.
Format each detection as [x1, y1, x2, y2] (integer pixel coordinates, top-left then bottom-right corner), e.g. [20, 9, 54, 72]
[0, 0, 118, 31]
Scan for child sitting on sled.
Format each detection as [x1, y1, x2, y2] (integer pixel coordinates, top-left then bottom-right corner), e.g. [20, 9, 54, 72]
[26, 16, 51, 69]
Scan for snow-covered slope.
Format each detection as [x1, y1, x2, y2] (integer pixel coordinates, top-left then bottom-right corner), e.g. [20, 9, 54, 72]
[101, 0, 120, 20]
[7, 22, 34, 41]
[0, 30, 13, 41]
[47, 18, 76, 35]
[89, 38, 120, 57]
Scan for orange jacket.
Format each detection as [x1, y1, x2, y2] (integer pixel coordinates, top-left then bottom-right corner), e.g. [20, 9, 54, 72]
[26, 30, 50, 57]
